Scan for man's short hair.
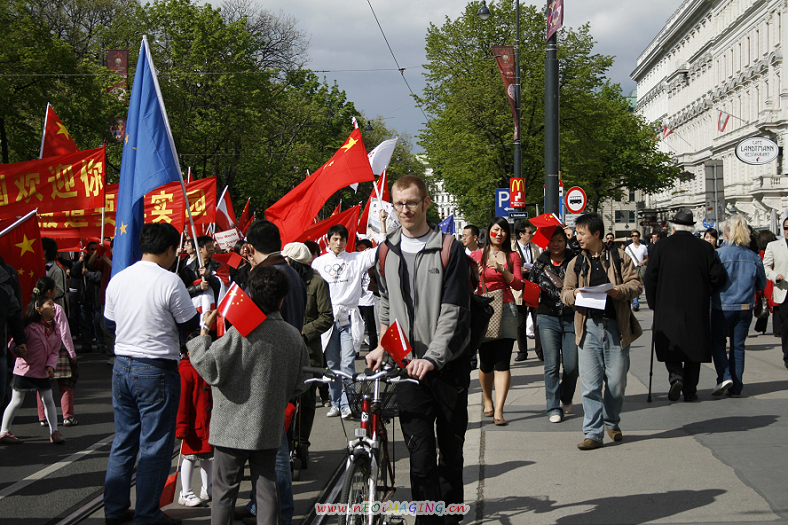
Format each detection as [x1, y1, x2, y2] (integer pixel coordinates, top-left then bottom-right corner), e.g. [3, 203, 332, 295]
[514, 220, 533, 237]
[356, 239, 373, 250]
[42, 238, 58, 262]
[391, 175, 428, 198]
[86, 241, 98, 250]
[304, 240, 321, 258]
[327, 224, 349, 241]
[605, 232, 615, 239]
[196, 235, 213, 249]
[463, 224, 480, 237]
[631, 230, 641, 237]
[575, 213, 605, 238]
[139, 223, 180, 255]
[247, 265, 290, 314]
[246, 220, 282, 254]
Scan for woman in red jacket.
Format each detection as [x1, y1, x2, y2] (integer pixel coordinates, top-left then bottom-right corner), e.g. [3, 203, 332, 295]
[176, 350, 213, 507]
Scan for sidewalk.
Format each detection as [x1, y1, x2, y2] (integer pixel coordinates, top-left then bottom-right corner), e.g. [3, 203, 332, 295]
[464, 306, 788, 524]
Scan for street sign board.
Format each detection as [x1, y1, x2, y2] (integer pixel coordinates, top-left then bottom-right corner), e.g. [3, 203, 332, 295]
[563, 213, 577, 228]
[495, 188, 514, 217]
[510, 178, 526, 208]
[565, 186, 587, 214]
[508, 212, 529, 219]
[702, 219, 715, 229]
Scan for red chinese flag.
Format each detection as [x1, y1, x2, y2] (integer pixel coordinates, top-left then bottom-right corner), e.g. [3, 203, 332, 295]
[330, 201, 342, 217]
[0, 211, 47, 309]
[217, 283, 266, 337]
[265, 128, 375, 244]
[380, 320, 412, 367]
[241, 212, 255, 235]
[40, 103, 80, 158]
[294, 205, 360, 253]
[237, 198, 251, 231]
[522, 280, 541, 308]
[530, 213, 564, 250]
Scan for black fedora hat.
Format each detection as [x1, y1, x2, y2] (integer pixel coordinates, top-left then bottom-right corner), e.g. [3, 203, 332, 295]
[670, 208, 694, 226]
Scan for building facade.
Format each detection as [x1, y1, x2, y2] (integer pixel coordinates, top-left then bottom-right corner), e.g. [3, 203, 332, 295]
[632, 0, 788, 230]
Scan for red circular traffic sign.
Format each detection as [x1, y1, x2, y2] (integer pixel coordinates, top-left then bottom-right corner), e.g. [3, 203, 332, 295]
[565, 186, 587, 214]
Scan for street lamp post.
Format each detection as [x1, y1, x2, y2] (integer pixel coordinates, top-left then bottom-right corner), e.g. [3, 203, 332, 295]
[478, 1, 521, 198]
[544, 9, 559, 215]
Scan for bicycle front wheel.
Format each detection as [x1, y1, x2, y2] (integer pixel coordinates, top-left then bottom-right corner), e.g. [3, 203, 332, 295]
[339, 455, 376, 525]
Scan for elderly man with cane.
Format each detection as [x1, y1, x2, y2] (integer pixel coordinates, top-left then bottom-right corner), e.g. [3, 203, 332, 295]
[644, 209, 726, 402]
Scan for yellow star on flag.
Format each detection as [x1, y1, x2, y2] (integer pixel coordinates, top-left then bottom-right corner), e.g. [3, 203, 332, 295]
[15, 234, 36, 257]
[119, 223, 128, 235]
[340, 137, 358, 152]
[56, 122, 71, 140]
[28, 270, 35, 277]
[17, 268, 24, 276]
[125, 134, 129, 145]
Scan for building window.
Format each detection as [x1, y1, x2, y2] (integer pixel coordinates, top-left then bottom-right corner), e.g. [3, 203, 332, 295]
[629, 190, 636, 202]
[615, 211, 636, 224]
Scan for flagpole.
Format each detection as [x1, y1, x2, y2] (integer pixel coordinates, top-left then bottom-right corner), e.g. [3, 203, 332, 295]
[39, 104, 50, 159]
[179, 167, 204, 270]
[0, 209, 38, 240]
[175, 167, 193, 273]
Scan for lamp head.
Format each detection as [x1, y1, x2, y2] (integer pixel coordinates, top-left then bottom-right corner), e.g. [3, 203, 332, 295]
[477, 0, 491, 20]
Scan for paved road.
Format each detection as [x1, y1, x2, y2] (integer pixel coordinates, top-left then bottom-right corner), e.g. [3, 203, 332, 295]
[2, 301, 788, 524]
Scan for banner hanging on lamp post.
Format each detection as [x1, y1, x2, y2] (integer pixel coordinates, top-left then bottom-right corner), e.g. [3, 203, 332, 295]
[492, 45, 519, 141]
[546, 0, 564, 41]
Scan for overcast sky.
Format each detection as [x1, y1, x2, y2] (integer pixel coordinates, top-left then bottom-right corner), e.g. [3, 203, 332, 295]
[247, 0, 686, 151]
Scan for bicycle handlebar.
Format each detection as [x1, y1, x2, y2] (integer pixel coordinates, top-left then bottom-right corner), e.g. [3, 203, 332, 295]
[303, 366, 417, 384]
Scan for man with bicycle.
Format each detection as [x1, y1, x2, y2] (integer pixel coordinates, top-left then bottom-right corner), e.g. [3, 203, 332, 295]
[366, 175, 471, 524]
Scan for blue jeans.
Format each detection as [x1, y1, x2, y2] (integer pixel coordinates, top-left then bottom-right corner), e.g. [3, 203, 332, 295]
[538, 314, 578, 416]
[578, 318, 630, 442]
[711, 309, 752, 396]
[80, 303, 105, 350]
[324, 321, 354, 410]
[246, 427, 293, 525]
[104, 357, 180, 524]
[632, 295, 640, 308]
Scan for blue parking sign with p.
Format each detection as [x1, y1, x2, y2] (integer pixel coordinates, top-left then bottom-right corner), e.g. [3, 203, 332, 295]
[495, 188, 514, 217]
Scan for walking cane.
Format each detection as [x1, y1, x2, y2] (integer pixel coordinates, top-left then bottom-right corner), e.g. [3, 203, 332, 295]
[647, 320, 655, 402]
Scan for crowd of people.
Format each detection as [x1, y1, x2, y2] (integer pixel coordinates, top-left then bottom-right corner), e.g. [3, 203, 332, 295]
[2, 176, 787, 523]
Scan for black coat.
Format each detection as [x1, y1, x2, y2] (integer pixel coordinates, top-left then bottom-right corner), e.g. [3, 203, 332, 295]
[644, 231, 727, 362]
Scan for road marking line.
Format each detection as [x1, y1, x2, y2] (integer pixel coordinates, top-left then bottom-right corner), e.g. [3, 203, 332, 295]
[0, 434, 115, 501]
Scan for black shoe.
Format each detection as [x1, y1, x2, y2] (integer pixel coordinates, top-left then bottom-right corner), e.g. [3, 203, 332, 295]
[105, 510, 134, 525]
[668, 380, 683, 402]
[514, 353, 528, 362]
[150, 513, 182, 525]
[536, 351, 544, 361]
[684, 393, 698, 402]
[633, 305, 640, 312]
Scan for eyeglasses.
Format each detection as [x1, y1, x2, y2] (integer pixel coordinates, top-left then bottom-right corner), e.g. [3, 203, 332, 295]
[631, 234, 639, 238]
[392, 197, 425, 211]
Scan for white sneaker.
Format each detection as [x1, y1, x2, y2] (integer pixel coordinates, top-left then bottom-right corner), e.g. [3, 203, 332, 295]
[549, 414, 562, 423]
[712, 379, 733, 396]
[341, 407, 353, 419]
[178, 490, 202, 507]
[562, 403, 573, 415]
[199, 486, 211, 502]
[327, 406, 341, 417]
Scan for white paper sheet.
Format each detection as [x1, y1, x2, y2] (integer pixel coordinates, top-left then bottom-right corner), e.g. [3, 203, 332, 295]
[575, 292, 609, 310]
[578, 283, 615, 293]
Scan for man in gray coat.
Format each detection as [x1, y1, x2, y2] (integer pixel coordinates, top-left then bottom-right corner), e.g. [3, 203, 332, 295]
[189, 266, 309, 525]
[645, 209, 727, 402]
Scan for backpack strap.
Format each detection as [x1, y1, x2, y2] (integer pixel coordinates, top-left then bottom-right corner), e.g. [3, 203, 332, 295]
[378, 241, 390, 279]
[440, 233, 453, 269]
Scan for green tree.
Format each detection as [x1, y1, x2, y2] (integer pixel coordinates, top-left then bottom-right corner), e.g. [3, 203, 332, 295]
[418, 0, 676, 225]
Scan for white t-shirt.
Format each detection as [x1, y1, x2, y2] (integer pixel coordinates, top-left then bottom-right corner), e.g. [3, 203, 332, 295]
[105, 261, 196, 361]
[625, 243, 649, 266]
[312, 249, 378, 309]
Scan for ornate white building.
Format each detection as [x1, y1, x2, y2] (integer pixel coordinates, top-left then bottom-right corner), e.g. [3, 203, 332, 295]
[631, 0, 788, 230]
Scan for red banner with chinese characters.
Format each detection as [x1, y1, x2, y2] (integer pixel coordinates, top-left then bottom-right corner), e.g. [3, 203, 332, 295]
[0, 147, 106, 219]
[492, 46, 519, 141]
[38, 177, 216, 241]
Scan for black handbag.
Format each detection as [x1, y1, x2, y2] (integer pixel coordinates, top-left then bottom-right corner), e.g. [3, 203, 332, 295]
[754, 295, 769, 319]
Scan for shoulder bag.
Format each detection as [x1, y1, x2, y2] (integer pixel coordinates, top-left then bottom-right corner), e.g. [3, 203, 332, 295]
[480, 270, 504, 340]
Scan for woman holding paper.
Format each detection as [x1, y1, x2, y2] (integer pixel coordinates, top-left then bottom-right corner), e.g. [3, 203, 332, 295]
[471, 217, 523, 426]
[530, 228, 578, 423]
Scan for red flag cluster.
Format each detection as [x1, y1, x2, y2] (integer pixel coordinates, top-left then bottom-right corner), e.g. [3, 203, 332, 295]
[380, 320, 412, 368]
[0, 211, 47, 309]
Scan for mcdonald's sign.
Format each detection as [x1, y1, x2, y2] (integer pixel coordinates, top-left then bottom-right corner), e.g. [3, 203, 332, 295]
[510, 178, 525, 208]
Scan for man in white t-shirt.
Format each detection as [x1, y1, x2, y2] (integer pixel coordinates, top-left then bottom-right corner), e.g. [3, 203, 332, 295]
[103, 223, 199, 525]
[312, 224, 383, 419]
[625, 230, 649, 311]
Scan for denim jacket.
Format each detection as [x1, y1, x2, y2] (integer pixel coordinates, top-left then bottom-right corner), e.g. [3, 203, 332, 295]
[712, 244, 767, 311]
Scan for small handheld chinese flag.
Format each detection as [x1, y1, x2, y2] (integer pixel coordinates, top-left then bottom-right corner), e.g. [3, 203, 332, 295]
[529, 213, 564, 250]
[380, 320, 412, 367]
[217, 283, 267, 337]
[522, 280, 541, 308]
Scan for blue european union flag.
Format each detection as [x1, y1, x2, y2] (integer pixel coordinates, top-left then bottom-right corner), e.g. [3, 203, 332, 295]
[439, 214, 455, 235]
[112, 36, 183, 277]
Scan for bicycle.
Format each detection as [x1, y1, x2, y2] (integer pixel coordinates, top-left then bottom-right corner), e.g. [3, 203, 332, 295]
[304, 366, 417, 525]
